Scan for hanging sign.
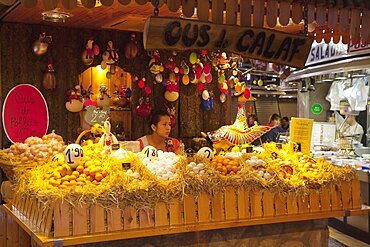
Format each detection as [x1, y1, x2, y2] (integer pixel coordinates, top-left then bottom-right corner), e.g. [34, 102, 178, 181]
[306, 40, 347, 66]
[2, 84, 49, 143]
[143, 17, 314, 69]
[311, 103, 323, 115]
[84, 106, 110, 125]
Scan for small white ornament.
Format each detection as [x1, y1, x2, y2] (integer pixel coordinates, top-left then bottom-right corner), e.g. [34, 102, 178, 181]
[197, 147, 214, 159]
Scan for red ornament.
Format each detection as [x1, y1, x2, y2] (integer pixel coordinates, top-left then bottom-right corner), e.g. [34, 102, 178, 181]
[201, 50, 207, 55]
[179, 67, 184, 74]
[244, 88, 251, 99]
[135, 98, 152, 118]
[145, 86, 152, 95]
[138, 80, 145, 89]
[197, 83, 204, 91]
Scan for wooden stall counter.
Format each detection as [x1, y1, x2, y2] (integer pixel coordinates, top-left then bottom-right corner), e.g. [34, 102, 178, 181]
[1, 179, 369, 247]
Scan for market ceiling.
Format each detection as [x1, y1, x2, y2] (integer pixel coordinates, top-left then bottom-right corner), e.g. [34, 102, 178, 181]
[0, 0, 369, 45]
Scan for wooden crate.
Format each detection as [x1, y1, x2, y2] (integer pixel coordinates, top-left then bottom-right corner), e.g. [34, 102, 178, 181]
[10, 180, 362, 238]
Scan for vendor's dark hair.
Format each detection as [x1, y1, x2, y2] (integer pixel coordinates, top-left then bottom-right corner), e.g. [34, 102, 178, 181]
[148, 110, 171, 129]
[282, 116, 289, 122]
[269, 113, 281, 123]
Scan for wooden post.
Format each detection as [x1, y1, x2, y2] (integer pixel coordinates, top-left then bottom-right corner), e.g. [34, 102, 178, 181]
[197, 193, 211, 223]
[169, 200, 183, 225]
[250, 190, 263, 218]
[320, 187, 331, 212]
[0, 206, 7, 247]
[274, 193, 287, 216]
[298, 195, 310, 214]
[18, 227, 30, 247]
[237, 188, 250, 219]
[309, 191, 321, 213]
[262, 191, 274, 217]
[154, 202, 169, 227]
[123, 206, 138, 230]
[7, 213, 19, 247]
[54, 200, 70, 237]
[211, 191, 223, 222]
[331, 184, 342, 211]
[183, 195, 197, 224]
[351, 179, 362, 209]
[139, 209, 154, 228]
[224, 187, 237, 220]
[287, 193, 298, 215]
[90, 204, 106, 233]
[107, 207, 123, 232]
[341, 182, 352, 210]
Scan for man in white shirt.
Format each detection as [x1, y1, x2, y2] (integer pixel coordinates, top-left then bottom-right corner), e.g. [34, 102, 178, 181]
[339, 116, 364, 142]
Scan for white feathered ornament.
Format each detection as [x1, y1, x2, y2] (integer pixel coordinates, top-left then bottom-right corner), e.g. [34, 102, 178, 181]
[99, 117, 119, 148]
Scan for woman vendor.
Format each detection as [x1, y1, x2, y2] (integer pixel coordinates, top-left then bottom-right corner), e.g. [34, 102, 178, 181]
[137, 110, 181, 153]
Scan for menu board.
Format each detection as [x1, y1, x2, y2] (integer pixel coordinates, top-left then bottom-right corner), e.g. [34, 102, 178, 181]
[290, 117, 314, 154]
[2, 84, 49, 143]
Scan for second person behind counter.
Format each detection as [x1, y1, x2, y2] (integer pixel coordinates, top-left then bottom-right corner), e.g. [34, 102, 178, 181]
[137, 110, 181, 154]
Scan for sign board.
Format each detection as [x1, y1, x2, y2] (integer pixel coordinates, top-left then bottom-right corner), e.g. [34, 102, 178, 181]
[2, 84, 49, 143]
[305, 40, 347, 66]
[144, 17, 314, 69]
[290, 117, 314, 155]
[311, 103, 323, 115]
[84, 106, 110, 125]
[348, 40, 370, 52]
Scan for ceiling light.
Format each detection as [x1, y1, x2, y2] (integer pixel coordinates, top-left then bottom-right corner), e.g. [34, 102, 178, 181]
[42, 9, 71, 23]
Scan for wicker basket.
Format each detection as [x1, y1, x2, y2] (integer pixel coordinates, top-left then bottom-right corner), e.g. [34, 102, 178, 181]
[0, 156, 37, 182]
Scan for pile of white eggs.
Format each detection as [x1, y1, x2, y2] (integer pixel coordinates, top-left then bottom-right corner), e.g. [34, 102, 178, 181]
[246, 156, 271, 179]
[140, 149, 179, 181]
[225, 152, 243, 159]
[187, 162, 206, 176]
[125, 169, 140, 179]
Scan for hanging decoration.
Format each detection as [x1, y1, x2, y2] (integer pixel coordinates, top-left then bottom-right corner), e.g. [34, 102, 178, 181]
[135, 97, 152, 118]
[124, 33, 138, 59]
[82, 36, 99, 66]
[33, 32, 52, 56]
[42, 62, 56, 90]
[166, 106, 176, 128]
[96, 84, 111, 107]
[101, 40, 119, 69]
[113, 85, 130, 108]
[148, 51, 164, 83]
[65, 85, 83, 112]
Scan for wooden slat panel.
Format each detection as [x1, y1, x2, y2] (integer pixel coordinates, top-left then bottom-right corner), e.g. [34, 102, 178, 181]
[331, 184, 342, 211]
[44, 207, 54, 236]
[328, 7, 338, 29]
[169, 200, 183, 225]
[298, 195, 310, 214]
[237, 188, 249, 219]
[107, 207, 122, 232]
[287, 193, 298, 215]
[90, 204, 106, 233]
[23, 198, 30, 218]
[54, 200, 70, 237]
[183, 195, 197, 224]
[309, 191, 321, 213]
[226, 0, 237, 25]
[316, 5, 327, 26]
[240, 0, 252, 27]
[341, 182, 352, 210]
[167, 0, 181, 12]
[73, 203, 88, 235]
[254, 0, 265, 27]
[262, 191, 274, 217]
[350, 9, 361, 44]
[25, 198, 33, 219]
[224, 187, 237, 220]
[279, 1, 291, 26]
[139, 209, 154, 228]
[308, 4, 315, 23]
[266, 0, 278, 27]
[40, 206, 49, 234]
[29, 199, 37, 226]
[182, 0, 195, 18]
[123, 206, 138, 230]
[250, 190, 262, 218]
[0, 206, 7, 247]
[320, 187, 331, 212]
[211, 192, 223, 222]
[197, 193, 211, 223]
[275, 193, 287, 216]
[291, 2, 302, 25]
[212, 0, 223, 24]
[339, 8, 350, 33]
[154, 202, 169, 227]
[35, 202, 44, 229]
[197, 0, 209, 21]
[7, 214, 19, 247]
[18, 227, 30, 247]
[363, 10, 370, 42]
[351, 179, 361, 209]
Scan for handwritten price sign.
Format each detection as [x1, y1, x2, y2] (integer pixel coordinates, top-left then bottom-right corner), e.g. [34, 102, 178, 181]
[2, 84, 49, 143]
[84, 106, 110, 125]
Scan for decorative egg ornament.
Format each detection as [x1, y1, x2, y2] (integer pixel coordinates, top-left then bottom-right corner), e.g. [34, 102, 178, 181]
[202, 90, 210, 100]
[63, 144, 84, 169]
[189, 52, 197, 64]
[142, 145, 158, 161]
[197, 147, 214, 159]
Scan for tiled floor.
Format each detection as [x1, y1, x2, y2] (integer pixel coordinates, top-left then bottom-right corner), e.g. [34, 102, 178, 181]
[329, 227, 370, 247]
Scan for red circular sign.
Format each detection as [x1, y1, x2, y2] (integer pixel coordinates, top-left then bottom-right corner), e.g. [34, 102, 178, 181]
[2, 84, 49, 143]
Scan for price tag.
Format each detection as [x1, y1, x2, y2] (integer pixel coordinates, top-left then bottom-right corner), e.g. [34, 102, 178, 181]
[142, 145, 158, 161]
[122, 163, 131, 170]
[111, 144, 120, 150]
[84, 106, 110, 125]
[63, 144, 84, 169]
[197, 147, 214, 159]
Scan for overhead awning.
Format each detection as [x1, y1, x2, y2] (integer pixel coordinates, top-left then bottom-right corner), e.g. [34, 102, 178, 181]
[1, 0, 370, 44]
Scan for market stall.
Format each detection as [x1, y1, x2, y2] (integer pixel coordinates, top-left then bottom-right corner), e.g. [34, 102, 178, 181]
[0, 0, 370, 247]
